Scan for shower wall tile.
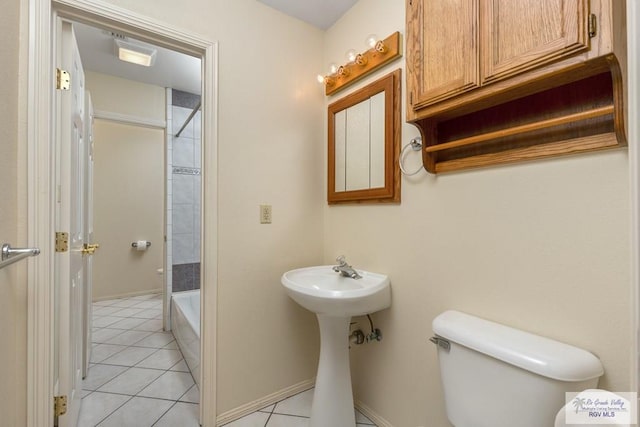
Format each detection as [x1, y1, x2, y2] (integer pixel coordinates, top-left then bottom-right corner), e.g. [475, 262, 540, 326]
[194, 140, 201, 169]
[172, 234, 193, 265]
[173, 204, 194, 235]
[172, 175, 194, 205]
[172, 106, 194, 139]
[173, 137, 195, 167]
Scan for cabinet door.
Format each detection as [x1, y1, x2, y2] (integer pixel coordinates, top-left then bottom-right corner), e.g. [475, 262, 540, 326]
[407, 0, 479, 109]
[481, 0, 589, 84]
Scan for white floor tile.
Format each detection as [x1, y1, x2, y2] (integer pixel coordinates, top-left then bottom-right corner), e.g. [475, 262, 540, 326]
[109, 299, 143, 308]
[179, 384, 200, 404]
[100, 346, 157, 366]
[132, 308, 163, 319]
[82, 364, 128, 391]
[136, 349, 183, 370]
[111, 307, 146, 318]
[105, 330, 152, 346]
[169, 359, 190, 372]
[108, 317, 147, 330]
[134, 332, 175, 348]
[132, 318, 163, 332]
[163, 340, 179, 350]
[93, 316, 122, 328]
[90, 344, 127, 363]
[266, 414, 309, 426]
[138, 371, 194, 400]
[97, 396, 173, 427]
[223, 411, 270, 427]
[154, 402, 200, 427]
[91, 328, 125, 344]
[273, 389, 314, 417]
[93, 306, 125, 316]
[131, 300, 161, 309]
[97, 367, 165, 395]
[77, 391, 130, 427]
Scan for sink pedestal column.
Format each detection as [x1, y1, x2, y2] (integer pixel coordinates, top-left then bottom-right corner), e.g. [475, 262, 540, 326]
[311, 314, 356, 427]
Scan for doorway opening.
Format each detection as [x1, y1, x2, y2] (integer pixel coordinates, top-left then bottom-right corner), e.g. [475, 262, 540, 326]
[27, 1, 218, 426]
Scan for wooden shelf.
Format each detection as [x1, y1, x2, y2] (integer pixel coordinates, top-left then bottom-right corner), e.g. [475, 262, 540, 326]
[413, 68, 626, 173]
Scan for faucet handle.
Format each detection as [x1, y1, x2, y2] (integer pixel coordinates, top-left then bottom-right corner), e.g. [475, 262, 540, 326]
[335, 255, 346, 265]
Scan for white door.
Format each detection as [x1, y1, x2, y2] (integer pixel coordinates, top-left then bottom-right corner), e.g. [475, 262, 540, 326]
[82, 91, 95, 378]
[54, 19, 86, 427]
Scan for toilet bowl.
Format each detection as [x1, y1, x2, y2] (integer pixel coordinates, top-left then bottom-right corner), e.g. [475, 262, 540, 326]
[554, 389, 632, 427]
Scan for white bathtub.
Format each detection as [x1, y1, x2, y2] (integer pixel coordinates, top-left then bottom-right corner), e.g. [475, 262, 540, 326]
[171, 290, 200, 387]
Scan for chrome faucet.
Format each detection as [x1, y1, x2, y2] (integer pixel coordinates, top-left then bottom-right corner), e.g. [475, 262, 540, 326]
[333, 255, 362, 279]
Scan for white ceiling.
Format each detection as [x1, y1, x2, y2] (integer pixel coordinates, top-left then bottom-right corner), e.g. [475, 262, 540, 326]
[73, 21, 202, 95]
[73, 1, 355, 94]
[257, 0, 358, 30]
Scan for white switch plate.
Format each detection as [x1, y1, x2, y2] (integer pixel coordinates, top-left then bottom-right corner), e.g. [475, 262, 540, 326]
[260, 204, 272, 224]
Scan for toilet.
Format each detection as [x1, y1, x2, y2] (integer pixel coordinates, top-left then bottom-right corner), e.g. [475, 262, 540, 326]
[431, 310, 604, 427]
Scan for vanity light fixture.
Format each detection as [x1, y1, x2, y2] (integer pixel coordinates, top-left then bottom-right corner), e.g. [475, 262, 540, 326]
[115, 39, 157, 67]
[319, 31, 402, 96]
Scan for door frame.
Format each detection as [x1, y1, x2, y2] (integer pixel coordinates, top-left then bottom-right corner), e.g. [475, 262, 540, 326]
[26, 0, 218, 425]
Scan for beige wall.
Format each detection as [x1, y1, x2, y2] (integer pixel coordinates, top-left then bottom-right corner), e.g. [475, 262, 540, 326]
[86, 71, 166, 122]
[0, 0, 27, 425]
[86, 72, 166, 300]
[95, 0, 327, 414]
[324, 1, 632, 426]
[92, 120, 165, 299]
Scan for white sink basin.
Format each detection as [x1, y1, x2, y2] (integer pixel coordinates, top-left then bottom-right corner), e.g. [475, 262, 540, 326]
[281, 265, 391, 317]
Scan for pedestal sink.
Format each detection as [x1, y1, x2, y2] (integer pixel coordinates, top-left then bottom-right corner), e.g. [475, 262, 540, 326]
[281, 266, 391, 427]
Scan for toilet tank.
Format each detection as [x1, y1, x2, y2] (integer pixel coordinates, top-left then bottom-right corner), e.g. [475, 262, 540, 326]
[432, 311, 604, 427]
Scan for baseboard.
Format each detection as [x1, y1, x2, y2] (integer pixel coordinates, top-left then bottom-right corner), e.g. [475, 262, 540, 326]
[93, 288, 162, 302]
[216, 378, 315, 426]
[355, 399, 394, 427]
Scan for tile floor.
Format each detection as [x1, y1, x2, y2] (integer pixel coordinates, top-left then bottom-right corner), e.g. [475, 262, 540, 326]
[83, 292, 377, 427]
[222, 388, 377, 426]
[81, 293, 199, 426]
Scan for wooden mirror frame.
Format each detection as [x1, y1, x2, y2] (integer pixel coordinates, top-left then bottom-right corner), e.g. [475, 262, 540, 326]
[328, 69, 401, 204]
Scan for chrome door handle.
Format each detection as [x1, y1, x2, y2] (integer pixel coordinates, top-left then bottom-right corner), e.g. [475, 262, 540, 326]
[2, 243, 40, 261]
[0, 243, 40, 270]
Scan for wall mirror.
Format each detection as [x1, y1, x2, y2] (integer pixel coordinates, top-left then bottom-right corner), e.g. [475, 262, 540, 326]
[328, 69, 401, 204]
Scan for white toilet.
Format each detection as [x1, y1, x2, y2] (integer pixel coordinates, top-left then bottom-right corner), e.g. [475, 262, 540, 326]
[431, 310, 604, 427]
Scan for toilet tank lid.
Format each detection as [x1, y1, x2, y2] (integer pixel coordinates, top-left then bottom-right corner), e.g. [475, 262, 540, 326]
[432, 310, 604, 382]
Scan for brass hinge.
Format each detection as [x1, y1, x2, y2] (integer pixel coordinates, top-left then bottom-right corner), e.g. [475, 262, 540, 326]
[55, 232, 69, 253]
[588, 14, 597, 38]
[54, 395, 67, 417]
[56, 68, 70, 90]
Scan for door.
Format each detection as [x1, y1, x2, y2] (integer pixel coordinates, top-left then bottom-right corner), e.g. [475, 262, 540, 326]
[54, 19, 86, 427]
[480, 0, 589, 84]
[82, 91, 95, 378]
[407, 0, 479, 110]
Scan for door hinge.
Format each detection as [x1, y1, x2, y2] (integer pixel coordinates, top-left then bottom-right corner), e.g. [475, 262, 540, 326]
[56, 68, 70, 90]
[55, 232, 69, 253]
[588, 14, 597, 38]
[54, 395, 67, 417]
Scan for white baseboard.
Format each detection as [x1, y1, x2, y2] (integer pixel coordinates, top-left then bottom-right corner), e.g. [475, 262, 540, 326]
[216, 379, 315, 426]
[355, 399, 394, 427]
[93, 288, 162, 302]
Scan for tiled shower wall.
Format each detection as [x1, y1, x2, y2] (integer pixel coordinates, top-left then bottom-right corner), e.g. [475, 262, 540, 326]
[167, 89, 202, 293]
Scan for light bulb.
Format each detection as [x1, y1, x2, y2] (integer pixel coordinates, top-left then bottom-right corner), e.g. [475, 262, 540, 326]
[345, 49, 357, 63]
[365, 34, 379, 49]
[316, 74, 325, 84]
[329, 63, 338, 74]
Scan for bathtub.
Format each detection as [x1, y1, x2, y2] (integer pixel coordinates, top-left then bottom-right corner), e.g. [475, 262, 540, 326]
[171, 290, 200, 387]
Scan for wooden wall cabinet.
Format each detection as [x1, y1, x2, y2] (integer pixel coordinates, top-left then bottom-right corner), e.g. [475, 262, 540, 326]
[406, 0, 627, 173]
